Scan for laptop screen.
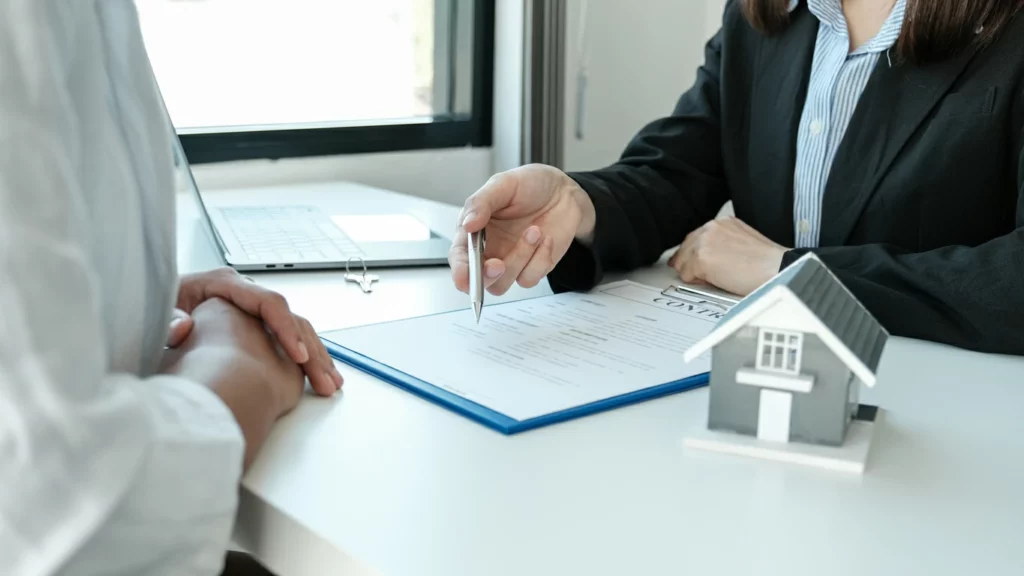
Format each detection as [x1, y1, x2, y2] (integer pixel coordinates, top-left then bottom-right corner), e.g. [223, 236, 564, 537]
[162, 96, 227, 256]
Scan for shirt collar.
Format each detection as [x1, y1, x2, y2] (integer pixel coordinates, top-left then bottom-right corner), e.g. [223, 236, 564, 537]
[788, 0, 907, 55]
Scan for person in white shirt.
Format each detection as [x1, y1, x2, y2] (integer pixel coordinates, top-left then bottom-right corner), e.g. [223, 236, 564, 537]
[0, 1, 343, 574]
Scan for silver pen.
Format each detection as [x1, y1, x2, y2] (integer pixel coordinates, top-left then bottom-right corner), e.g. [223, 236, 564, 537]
[468, 229, 484, 323]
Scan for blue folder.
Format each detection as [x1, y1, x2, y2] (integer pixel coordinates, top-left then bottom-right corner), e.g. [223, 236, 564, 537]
[322, 336, 709, 435]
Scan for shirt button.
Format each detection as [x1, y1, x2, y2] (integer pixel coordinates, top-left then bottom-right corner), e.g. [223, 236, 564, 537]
[810, 119, 824, 135]
[799, 219, 812, 234]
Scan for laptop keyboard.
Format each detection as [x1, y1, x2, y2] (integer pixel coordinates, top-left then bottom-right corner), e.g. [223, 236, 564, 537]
[220, 206, 364, 263]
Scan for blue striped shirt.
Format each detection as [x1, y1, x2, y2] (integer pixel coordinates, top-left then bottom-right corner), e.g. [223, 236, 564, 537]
[791, 0, 907, 248]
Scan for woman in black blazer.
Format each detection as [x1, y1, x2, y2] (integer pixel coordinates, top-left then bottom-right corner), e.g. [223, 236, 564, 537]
[449, 0, 1024, 354]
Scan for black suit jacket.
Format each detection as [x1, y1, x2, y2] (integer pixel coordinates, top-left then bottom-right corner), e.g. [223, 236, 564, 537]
[548, 1, 1024, 355]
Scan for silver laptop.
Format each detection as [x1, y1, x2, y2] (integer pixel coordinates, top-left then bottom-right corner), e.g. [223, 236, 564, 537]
[166, 115, 450, 272]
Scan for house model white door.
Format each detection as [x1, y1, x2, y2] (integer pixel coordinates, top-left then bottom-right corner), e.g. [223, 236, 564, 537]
[758, 389, 793, 442]
[753, 328, 804, 443]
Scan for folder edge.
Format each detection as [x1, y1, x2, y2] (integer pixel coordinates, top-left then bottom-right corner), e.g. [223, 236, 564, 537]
[322, 336, 710, 435]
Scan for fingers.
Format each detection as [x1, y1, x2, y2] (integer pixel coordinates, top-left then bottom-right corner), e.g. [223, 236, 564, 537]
[190, 270, 314, 367]
[176, 267, 236, 313]
[678, 257, 702, 284]
[516, 236, 554, 289]
[459, 173, 518, 234]
[449, 227, 507, 293]
[455, 175, 516, 292]
[517, 228, 572, 289]
[448, 227, 471, 293]
[166, 308, 194, 348]
[253, 291, 309, 366]
[487, 226, 542, 295]
[481, 259, 506, 289]
[295, 316, 341, 397]
[677, 251, 699, 283]
[671, 230, 698, 273]
[672, 230, 704, 284]
[676, 242, 702, 283]
[668, 247, 684, 269]
[212, 277, 311, 366]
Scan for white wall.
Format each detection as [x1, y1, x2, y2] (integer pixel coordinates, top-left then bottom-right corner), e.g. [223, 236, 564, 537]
[562, 0, 726, 172]
[707, 0, 728, 41]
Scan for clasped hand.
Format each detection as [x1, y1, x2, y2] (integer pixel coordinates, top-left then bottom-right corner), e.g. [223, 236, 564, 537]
[166, 267, 341, 397]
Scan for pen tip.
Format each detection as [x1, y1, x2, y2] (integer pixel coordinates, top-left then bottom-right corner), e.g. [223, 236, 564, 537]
[473, 302, 482, 323]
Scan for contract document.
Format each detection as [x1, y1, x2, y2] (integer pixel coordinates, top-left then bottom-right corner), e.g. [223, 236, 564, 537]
[321, 281, 736, 433]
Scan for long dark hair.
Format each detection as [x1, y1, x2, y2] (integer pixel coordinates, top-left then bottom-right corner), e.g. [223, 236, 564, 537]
[742, 0, 1022, 62]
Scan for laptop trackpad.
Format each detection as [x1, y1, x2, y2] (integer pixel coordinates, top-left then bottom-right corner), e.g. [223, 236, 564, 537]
[330, 214, 436, 242]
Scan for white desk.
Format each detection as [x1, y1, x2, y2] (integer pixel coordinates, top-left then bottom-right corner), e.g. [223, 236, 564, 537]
[179, 182, 1024, 576]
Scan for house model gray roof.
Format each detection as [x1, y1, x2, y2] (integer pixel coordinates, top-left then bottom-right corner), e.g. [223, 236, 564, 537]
[684, 253, 889, 387]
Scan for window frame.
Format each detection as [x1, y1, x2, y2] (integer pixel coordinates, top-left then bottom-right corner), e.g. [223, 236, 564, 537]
[757, 328, 804, 376]
[176, 0, 495, 165]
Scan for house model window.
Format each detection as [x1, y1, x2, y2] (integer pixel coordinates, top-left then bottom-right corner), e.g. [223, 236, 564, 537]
[757, 329, 802, 375]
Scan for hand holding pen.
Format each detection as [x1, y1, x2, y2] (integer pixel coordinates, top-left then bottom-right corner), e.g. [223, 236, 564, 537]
[447, 165, 597, 318]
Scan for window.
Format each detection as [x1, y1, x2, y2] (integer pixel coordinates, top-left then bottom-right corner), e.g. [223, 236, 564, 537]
[136, 0, 493, 163]
[757, 329, 803, 375]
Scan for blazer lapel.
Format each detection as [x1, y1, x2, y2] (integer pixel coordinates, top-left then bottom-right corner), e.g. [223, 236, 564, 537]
[746, 5, 819, 247]
[819, 48, 977, 246]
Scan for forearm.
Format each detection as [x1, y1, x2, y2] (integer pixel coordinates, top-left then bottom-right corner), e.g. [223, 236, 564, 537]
[161, 345, 281, 470]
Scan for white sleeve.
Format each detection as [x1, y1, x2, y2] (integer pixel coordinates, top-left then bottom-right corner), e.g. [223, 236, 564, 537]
[0, 4, 244, 576]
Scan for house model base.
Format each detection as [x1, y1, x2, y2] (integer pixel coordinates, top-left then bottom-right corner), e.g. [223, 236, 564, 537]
[684, 405, 882, 474]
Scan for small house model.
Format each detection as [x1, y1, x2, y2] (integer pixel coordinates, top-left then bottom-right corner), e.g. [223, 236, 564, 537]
[684, 254, 888, 447]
